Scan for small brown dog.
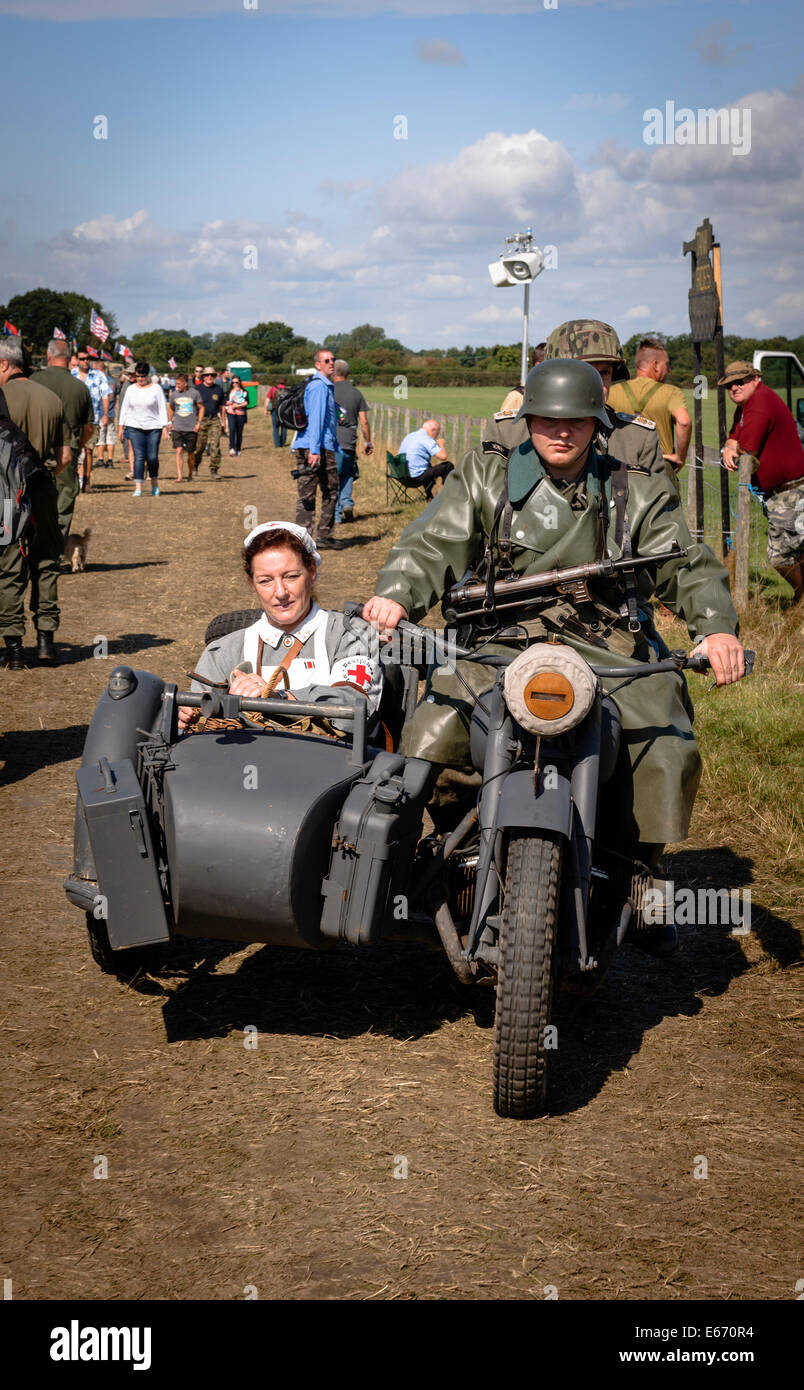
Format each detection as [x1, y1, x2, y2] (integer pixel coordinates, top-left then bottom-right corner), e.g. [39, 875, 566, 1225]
[64, 526, 91, 572]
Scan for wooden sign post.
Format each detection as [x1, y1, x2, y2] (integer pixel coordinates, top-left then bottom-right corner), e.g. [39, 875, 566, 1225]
[682, 218, 730, 560]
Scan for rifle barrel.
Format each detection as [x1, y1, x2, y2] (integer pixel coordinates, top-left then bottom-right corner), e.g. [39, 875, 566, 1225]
[446, 546, 687, 610]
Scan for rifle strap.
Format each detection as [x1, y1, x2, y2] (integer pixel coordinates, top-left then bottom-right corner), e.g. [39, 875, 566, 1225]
[482, 471, 515, 613]
[609, 460, 642, 633]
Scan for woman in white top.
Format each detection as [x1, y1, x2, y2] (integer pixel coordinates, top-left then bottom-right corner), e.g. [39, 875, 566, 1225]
[178, 521, 383, 731]
[116, 360, 169, 497]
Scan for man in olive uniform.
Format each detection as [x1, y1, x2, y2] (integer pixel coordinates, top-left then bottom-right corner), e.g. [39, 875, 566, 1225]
[31, 339, 94, 540]
[364, 360, 744, 862]
[484, 320, 672, 485]
[0, 338, 71, 666]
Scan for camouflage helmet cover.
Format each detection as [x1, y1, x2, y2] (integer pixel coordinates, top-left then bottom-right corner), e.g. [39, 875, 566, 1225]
[544, 319, 629, 382]
[515, 358, 610, 429]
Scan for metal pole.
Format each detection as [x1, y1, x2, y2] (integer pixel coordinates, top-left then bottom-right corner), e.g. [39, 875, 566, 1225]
[521, 282, 530, 387]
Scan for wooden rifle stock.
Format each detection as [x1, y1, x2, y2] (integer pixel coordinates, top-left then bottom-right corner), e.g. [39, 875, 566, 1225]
[442, 543, 687, 622]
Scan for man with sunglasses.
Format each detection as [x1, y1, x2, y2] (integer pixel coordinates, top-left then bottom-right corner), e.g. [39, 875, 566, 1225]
[290, 349, 342, 550]
[194, 368, 227, 479]
[721, 361, 804, 602]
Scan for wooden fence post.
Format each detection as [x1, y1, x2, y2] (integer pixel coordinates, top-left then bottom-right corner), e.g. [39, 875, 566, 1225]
[733, 452, 752, 609]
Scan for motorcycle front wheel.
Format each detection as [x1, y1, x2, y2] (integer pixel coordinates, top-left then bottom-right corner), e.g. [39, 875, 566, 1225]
[493, 831, 562, 1119]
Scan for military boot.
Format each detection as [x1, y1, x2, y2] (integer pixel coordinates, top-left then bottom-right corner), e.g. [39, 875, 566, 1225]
[1, 636, 24, 670]
[36, 630, 59, 665]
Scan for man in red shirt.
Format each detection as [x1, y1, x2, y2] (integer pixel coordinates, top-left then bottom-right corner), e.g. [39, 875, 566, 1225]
[721, 360, 804, 602]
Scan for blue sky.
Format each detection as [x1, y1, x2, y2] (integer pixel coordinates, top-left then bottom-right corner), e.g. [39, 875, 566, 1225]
[1, 0, 802, 348]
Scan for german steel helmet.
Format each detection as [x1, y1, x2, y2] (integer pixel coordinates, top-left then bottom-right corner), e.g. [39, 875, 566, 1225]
[515, 359, 610, 428]
[543, 319, 629, 383]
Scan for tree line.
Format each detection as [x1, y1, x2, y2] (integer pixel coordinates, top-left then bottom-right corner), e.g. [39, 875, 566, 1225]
[2, 287, 801, 389]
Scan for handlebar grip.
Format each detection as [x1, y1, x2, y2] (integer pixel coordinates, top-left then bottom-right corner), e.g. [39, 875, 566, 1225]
[342, 600, 365, 621]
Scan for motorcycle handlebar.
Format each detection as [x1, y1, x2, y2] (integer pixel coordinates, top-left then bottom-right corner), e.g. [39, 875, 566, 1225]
[343, 602, 756, 680]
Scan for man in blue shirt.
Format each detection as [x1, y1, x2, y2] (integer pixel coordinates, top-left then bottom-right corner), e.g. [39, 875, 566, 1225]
[292, 349, 342, 549]
[397, 419, 453, 498]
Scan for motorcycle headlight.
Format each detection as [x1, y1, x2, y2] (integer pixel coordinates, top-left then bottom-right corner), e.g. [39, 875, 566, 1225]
[503, 643, 597, 737]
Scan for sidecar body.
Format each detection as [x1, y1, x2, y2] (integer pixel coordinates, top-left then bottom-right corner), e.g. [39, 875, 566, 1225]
[65, 665, 431, 963]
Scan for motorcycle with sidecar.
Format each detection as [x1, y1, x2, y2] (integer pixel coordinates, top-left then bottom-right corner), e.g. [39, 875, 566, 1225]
[64, 550, 753, 1118]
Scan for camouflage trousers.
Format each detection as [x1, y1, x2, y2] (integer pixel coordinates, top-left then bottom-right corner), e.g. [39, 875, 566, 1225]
[294, 448, 338, 541]
[195, 417, 222, 471]
[765, 480, 804, 567]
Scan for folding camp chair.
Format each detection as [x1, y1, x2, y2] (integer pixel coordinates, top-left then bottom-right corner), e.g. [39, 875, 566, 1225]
[385, 452, 432, 507]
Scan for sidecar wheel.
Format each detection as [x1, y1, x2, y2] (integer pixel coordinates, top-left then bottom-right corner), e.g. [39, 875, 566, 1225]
[493, 832, 561, 1119]
[204, 609, 261, 646]
[85, 914, 162, 977]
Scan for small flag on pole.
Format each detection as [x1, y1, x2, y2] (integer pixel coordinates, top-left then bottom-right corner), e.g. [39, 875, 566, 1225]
[100, 350, 112, 362]
[3, 319, 19, 336]
[53, 327, 67, 340]
[168, 357, 177, 370]
[90, 308, 110, 343]
[71, 337, 78, 353]
[86, 345, 99, 358]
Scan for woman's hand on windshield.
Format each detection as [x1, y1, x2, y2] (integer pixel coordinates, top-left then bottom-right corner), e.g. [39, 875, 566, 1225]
[229, 670, 271, 699]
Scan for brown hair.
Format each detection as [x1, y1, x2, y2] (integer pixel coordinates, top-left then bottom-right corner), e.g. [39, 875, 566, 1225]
[243, 527, 316, 578]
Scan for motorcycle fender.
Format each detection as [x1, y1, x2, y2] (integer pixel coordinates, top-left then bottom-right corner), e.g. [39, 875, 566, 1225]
[494, 769, 572, 839]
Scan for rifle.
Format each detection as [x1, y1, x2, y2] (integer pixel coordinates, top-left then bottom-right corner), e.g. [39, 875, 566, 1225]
[441, 543, 688, 622]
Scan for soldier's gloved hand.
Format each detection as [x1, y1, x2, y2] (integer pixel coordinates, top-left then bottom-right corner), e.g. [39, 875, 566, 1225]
[362, 596, 407, 640]
[690, 634, 746, 686]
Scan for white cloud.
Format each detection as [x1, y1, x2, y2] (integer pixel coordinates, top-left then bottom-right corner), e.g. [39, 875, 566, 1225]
[11, 79, 804, 346]
[379, 129, 581, 241]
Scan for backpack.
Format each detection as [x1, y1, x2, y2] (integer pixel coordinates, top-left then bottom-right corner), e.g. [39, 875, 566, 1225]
[276, 379, 311, 432]
[0, 387, 46, 549]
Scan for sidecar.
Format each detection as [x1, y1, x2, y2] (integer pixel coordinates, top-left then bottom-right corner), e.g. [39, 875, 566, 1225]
[64, 657, 432, 973]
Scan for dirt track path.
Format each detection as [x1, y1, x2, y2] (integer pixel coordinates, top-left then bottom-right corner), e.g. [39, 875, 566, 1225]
[1, 413, 800, 1301]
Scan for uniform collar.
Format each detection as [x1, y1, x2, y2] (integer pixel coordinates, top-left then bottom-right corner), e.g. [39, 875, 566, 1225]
[507, 440, 605, 507]
[256, 601, 325, 648]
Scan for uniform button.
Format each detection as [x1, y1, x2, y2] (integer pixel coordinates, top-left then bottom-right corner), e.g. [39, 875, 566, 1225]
[515, 529, 525, 539]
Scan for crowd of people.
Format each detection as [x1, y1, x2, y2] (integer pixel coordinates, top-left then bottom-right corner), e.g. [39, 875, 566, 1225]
[0, 314, 802, 675]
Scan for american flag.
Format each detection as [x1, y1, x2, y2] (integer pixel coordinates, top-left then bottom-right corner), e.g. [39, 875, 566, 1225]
[53, 326, 67, 340]
[168, 357, 177, 370]
[3, 319, 19, 336]
[90, 308, 110, 343]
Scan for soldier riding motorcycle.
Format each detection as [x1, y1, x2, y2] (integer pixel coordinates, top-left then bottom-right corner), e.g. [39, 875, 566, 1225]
[64, 362, 748, 1121]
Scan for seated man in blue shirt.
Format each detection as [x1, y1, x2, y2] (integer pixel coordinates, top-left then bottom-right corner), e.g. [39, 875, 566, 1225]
[397, 419, 453, 498]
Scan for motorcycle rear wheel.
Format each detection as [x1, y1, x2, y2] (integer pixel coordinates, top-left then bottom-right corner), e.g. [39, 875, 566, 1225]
[493, 831, 561, 1119]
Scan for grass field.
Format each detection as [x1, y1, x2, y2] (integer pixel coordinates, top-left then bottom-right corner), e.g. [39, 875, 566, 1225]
[364, 384, 803, 451]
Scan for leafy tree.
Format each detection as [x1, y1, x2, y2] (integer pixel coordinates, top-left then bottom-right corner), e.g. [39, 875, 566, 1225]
[240, 320, 307, 365]
[128, 329, 194, 369]
[2, 288, 117, 352]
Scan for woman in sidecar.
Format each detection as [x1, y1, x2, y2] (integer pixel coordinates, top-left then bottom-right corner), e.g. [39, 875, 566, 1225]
[178, 520, 383, 731]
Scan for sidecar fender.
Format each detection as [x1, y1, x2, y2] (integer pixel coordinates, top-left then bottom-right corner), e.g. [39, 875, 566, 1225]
[494, 769, 573, 840]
